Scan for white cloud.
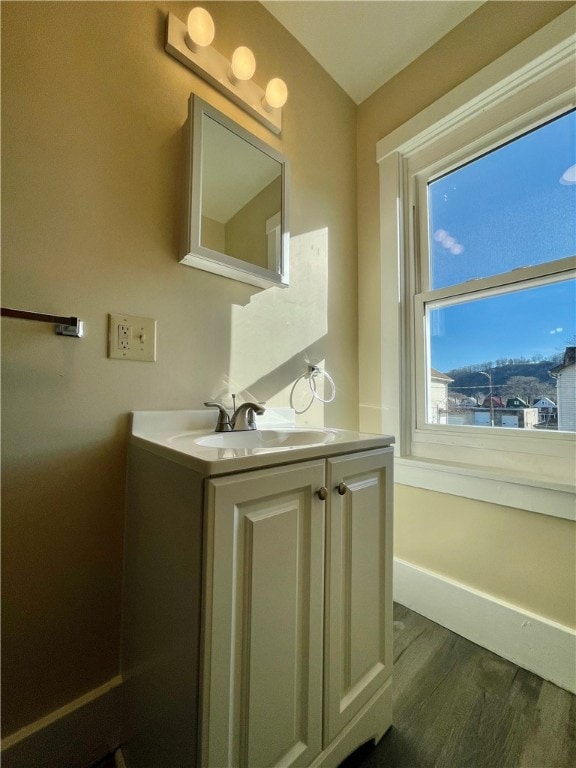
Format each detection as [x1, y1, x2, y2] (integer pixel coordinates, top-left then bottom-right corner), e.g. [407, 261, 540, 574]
[433, 228, 464, 255]
[560, 164, 576, 185]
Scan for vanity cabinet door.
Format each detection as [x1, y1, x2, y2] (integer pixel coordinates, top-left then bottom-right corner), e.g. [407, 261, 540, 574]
[202, 460, 325, 768]
[324, 448, 394, 745]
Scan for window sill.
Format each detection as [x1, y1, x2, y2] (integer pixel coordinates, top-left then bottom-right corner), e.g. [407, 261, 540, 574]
[395, 456, 575, 521]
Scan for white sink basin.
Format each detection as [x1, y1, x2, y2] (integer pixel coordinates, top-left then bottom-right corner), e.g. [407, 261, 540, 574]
[130, 409, 394, 475]
[184, 428, 336, 450]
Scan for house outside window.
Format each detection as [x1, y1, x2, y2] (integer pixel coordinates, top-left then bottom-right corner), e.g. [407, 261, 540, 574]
[372, 12, 576, 520]
[550, 347, 576, 431]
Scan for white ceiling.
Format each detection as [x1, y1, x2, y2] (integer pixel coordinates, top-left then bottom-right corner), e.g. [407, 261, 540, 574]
[261, 1, 485, 104]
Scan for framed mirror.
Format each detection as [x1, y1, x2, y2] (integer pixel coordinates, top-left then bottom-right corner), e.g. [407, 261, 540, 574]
[180, 95, 289, 289]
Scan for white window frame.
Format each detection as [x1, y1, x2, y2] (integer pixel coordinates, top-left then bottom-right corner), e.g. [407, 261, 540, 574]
[371, 9, 576, 520]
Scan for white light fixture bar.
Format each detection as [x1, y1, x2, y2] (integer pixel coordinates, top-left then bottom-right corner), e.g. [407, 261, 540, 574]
[165, 12, 282, 135]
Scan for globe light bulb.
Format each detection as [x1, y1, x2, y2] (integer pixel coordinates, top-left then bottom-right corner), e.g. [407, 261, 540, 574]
[263, 78, 288, 110]
[185, 7, 215, 51]
[229, 46, 256, 83]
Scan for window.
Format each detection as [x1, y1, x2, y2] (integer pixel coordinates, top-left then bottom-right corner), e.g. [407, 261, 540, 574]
[370, 11, 576, 518]
[419, 111, 576, 434]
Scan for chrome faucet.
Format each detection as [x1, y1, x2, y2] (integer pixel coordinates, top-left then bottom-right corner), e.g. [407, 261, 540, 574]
[204, 401, 265, 432]
[230, 402, 265, 431]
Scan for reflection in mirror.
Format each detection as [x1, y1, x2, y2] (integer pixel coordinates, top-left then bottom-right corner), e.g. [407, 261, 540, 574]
[201, 115, 282, 270]
[180, 96, 289, 288]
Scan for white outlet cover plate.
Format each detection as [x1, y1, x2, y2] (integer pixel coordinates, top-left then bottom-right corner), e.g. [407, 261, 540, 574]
[108, 313, 156, 362]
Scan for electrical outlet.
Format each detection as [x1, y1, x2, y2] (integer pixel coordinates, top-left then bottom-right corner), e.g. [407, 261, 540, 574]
[118, 324, 131, 349]
[108, 313, 156, 361]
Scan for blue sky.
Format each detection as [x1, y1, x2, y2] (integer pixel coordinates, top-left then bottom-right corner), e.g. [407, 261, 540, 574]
[428, 110, 576, 372]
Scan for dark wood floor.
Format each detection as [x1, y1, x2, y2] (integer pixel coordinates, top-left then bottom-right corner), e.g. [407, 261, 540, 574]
[340, 603, 576, 768]
[90, 755, 116, 768]
[93, 603, 575, 767]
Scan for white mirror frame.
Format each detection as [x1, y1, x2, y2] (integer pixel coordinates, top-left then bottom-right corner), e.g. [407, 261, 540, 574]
[180, 95, 289, 289]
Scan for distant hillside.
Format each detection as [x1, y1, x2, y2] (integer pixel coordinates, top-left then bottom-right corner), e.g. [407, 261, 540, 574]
[446, 360, 558, 395]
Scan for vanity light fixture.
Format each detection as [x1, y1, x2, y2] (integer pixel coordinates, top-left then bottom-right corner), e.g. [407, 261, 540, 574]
[165, 8, 286, 134]
[185, 6, 215, 51]
[229, 46, 256, 84]
[263, 77, 288, 111]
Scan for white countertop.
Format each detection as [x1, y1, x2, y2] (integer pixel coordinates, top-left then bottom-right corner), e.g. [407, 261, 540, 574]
[130, 409, 394, 476]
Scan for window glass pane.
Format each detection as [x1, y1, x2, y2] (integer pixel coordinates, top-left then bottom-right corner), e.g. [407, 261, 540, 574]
[428, 110, 576, 290]
[426, 279, 576, 432]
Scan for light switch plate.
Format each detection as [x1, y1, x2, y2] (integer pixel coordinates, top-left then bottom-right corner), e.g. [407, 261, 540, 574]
[108, 313, 156, 361]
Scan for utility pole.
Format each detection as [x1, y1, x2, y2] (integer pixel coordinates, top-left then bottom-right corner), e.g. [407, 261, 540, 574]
[479, 370, 494, 426]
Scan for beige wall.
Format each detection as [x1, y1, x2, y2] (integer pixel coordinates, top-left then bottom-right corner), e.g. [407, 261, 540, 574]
[358, 1, 576, 630]
[226, 177, 281, 268]
[201, 214, 226, 253]
[395, 487, 576, 628]
[1, 1, 357, 736]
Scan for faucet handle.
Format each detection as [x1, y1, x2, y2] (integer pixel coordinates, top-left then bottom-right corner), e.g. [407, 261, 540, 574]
[204, 401, 232, 432]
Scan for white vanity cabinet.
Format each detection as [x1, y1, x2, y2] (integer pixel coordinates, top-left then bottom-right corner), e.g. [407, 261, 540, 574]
[323, 449, 393, 750]
[122, 422, 393, 768]
[202, 460, 326, 768]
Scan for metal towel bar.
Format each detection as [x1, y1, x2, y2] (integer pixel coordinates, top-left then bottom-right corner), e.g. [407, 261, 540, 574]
[1, 307, 84, 337]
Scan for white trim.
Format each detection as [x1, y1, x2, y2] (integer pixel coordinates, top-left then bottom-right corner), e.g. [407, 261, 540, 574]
[1, 676, 123, 768]
[266, 211, 282, 272]
[395, 457, 576, 520]
[419, 258, 576, 306]
[394, 558, 576, 694]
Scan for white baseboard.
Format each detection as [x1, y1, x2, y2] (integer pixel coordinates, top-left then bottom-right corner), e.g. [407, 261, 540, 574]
[394, 558, 576, 694]
[1, 675, 123, 768]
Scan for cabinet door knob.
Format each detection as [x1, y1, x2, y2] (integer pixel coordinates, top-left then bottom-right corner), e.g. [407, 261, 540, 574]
[317, 487, 328, 501]
[337, 482, 348, 495]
